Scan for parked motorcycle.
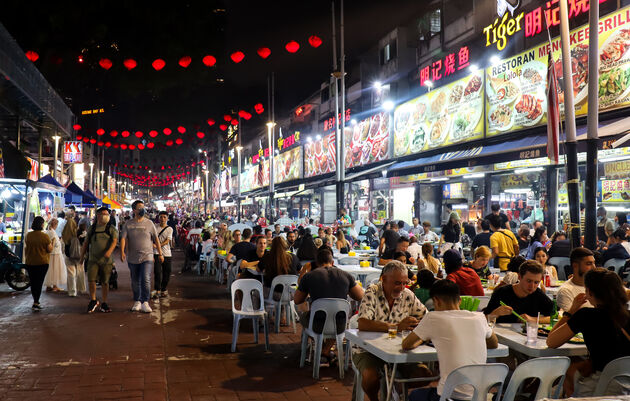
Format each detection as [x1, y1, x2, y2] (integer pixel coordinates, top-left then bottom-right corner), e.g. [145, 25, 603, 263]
[0, 241, 30, 291]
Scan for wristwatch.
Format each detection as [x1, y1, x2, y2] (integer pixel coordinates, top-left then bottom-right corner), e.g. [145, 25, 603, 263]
[563, 312, 572, 318]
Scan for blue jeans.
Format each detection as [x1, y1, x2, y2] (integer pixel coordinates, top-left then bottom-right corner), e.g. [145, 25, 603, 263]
[128, 261, 153, 303]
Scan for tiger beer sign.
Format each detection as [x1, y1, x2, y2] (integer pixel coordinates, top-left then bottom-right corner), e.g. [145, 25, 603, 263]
[63, 141, 83, 163]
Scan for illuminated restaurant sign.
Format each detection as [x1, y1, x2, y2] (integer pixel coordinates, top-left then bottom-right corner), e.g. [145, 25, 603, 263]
[483, 0, 525, 51]
[525, 0, 609, 38]
[274, 147, 302, 184]
[419, 46, 471, 86]
[63, 141, 83, 163]
[323, 108, 351, 132]
[304, 132, 336, 178]
[344, 111, 391, 169]
[277, 131, 300, 151]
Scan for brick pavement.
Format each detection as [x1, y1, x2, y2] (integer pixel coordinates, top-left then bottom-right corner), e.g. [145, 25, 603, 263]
[0, 250, 354, 400]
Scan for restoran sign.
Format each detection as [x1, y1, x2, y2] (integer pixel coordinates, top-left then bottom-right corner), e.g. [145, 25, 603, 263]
[63, 141, 83, 164]
[483, 0, 525, 51]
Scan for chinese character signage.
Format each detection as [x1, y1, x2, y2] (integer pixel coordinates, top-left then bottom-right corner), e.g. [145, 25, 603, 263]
[344, 111, 391, 169]
[601, 179, 630, 202]
[395, 71, 484, 157]
[277, 131, 300, 151]
[525, 0, 610, 39]
[304, 132, 336, 178]
[419, 46, 470, 86]
[323, 108, 351, 132]
[63, 141, 83, 163]
[274, 147, 302, 184]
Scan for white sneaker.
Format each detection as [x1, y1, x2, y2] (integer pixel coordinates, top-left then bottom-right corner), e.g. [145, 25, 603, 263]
[140, 302, 153, 313]
[131, 301, 141, 312]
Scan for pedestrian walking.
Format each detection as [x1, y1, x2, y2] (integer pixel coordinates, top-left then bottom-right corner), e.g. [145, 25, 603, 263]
[120, 200, 163, 313]
[152, 211, 173, 299]
[24, 216, 52, 311]
[44, 218, 67, 292]
[80, 207, 118, 313]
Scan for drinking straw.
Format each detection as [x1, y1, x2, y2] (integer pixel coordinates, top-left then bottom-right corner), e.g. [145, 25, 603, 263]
[500, 301, 528, 323]
[536, 312, 540, 327]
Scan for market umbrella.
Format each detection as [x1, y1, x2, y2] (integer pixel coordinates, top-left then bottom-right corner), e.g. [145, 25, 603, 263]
[102, 196, 122, 209]
[274, 217, 295, 227]
[228, 223, 249, 232]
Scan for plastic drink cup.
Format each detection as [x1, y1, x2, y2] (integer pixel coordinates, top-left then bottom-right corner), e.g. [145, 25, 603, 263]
[526, 321, 538, 343]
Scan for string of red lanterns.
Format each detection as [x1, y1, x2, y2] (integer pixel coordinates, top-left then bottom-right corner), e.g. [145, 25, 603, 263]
[25, 36, 323, 69]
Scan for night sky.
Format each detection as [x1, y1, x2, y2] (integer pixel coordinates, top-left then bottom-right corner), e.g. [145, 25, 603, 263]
[2, 0, 428, 163]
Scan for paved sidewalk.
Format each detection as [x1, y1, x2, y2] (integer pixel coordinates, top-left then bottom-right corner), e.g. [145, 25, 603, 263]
[0, 250, 354, 401]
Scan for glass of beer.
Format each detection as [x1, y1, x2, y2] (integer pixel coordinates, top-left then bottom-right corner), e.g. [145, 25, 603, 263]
[388, 326, 397, 339]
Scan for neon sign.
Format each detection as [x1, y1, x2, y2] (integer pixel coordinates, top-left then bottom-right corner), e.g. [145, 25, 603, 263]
[525, 0, 609, 38]
[323, 108, 351, 132]
[483, 8, 525, 51]
[277, 131, 300, 151]
[419, 46, 470, 86]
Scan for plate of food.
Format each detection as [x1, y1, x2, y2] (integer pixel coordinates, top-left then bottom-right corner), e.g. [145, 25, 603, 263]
[449, 83, 464, 106]
[598, 66, 630, 109]
[489, 76, 521, 104]
[452, 100, 482, 140]
[463, 74, 483, 99]
[600, 28, 630, 70]
[514, 93, 545, 127]
[427, 115, 450, 148]
[429, 89, 448, 118]
[489, 103, 514, 132]
[394, 125, 410, 156]
[521, 63, 544, 87]
[409, 124, 427, 153]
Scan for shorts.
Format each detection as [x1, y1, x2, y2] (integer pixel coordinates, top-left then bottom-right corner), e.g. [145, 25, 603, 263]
[87, 261, 113, 283]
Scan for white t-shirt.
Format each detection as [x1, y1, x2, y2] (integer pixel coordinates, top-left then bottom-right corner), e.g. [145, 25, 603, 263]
[154, 225, 173, 257]
[187, 228, 203, 240]
[556, 278, 592, 311]
[413, 310, 492, 399]
[407, 243, 422, 261]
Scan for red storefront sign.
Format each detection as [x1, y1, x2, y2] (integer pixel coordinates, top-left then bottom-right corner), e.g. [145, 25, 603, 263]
[525, 0, 609, 38]
[419, 46, 470, 86]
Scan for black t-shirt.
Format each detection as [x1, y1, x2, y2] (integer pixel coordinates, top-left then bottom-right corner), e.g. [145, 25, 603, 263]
[382, 229, 400, 252]
[441, 223, 461, 243]
[229, 241, 256, 261]
[484, 284, 553, 323]
[568, 307, 630, 372]
[471, 232, 492, 250]
[382, 249, 413, 264]
[260, 253, 301, 286]
[298, 267, 356, 302]
[485, 212, 509, 229]
[517, 237, 530, 251]
[548, 240, 571, 258]
[240, 248, 268, 281]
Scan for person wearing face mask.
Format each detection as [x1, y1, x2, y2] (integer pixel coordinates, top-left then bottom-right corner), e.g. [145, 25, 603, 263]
[120, 200, 163, 313]
[80, 207, 119, 313]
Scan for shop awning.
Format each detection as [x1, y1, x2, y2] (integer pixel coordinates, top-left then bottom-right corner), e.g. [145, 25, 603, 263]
[85, 190, 102, 206]
[102, 196, 122, 209]
[345, 161, 396, 182]
[65, 181, 98, 206]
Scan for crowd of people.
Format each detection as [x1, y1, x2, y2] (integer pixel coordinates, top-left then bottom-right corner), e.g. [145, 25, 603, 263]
[20, 201, 630, 400]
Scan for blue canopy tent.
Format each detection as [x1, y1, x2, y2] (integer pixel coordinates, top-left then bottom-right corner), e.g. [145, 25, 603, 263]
[36, 174, 66, 209]
[66, 182, 99, 208]
[85, 190, 102, 206]
[37, 174, 64, 189]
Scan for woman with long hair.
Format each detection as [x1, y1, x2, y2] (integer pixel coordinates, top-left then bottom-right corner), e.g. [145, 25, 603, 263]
[527, 226, 548, 259]
[533, 246, 558, 281]
[44, 218, 67, 292]
[260, 236, 300, 292]
[335, 230, 349, 254]
[24, 216, 53, 310]
[297, 232, 318, 261]
[548, 268, 630, 396]
[417, 242, 441, 276]
[439, 212, 461, 254]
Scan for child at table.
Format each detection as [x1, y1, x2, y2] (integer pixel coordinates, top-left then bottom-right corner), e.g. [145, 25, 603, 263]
[403, 280, 499, 401]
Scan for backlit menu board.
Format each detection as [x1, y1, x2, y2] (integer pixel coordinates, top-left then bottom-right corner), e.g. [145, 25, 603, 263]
[240, 159, 269, 193]
[394, 71, 484, 157]
[344, 111, 391, 169]
[486, 6, 630, 137]
[274, 147, 302, 184]
[304, 133, 336, 178]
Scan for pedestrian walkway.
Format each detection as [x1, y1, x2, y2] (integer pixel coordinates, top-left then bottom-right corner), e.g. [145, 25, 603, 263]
[0, 250, 353, 400]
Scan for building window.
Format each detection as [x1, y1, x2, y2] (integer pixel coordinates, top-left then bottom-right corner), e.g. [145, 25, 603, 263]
[418, 8, 442, 41]
[380, 39, 397, 65]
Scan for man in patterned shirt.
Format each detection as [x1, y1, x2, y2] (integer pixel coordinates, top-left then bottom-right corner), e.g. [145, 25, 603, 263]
[355, 261, 428, 401]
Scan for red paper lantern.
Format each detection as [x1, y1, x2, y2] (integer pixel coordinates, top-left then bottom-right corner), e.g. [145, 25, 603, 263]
[309, 35, 323, 48]
[175, 138, 183, 145]
[120, 144, 128, 150]
[202, 55, 216, 67]
[207, 118, 215, 126]
[113, 143, 119, 149]
[76, 135, 83, 140]
[97, 141, 104, 147]
[129, 144, 136, 150]
[285, 41, 300, 53]
[238, 110, 252, 120]
[90, 138, 97, 144]
[177, 126, 186, 134]
[73, 124, 81, 131]
[163, 128, 172, 135]
[166, 140, 174, 147]
[224, 114, 232, 122]
[254, 103, 264, 114]
[123, 58, 137, 70]
[137, 144, 145, 150]
[110, 130, 118, 137]
[178, 56, 192, 68]
[25, 50, 39, 62]
[230, 51, 245, 63]
[121, 130, 130, 138]
[231, 119, 238, 126]
[82, 137, 90, 143]
[135, 131, 143, 138]
[99, 58, 113, 70]
[196, 132, 205, 139]
[152, 59, 166, 71]
[105, 142, 111, 148]
[149, 130, 158, 138]
[147, 142, 155, 149]
[96, 128, 105, 136]
[257, 47, 271, 59]
[219, 124, 227, 131]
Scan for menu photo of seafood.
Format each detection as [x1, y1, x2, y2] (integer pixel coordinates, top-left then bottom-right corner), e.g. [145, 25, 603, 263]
[274, 147, 302, 183]
[304, 132, 336, 178]
[344, 111, 391, 169]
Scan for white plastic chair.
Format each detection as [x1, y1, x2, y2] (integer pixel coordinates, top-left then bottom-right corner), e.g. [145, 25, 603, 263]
[226, 260, 242, 291]
[593, 356, 630, 396]
[339, 256, 360, 265]
[548, 257, 570, 280]
[346, 315, 365, 401]
[364, 272, 381, 286]
[299, 298, 351, 380]
[502, 357, 570, 401]
[604, 258, 628, 275]
[265, 274, 298, 333]
[439, 363, 509, 401]
[230, 279, 269, 353]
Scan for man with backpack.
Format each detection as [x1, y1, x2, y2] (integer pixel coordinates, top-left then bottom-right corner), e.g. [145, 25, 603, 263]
[79, 207, 118, 313]
[152, 211, 173, 299]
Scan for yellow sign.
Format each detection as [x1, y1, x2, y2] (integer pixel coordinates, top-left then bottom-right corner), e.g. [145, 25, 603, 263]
[81, 108, 105, 115]
[483, 10, 525, 51]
